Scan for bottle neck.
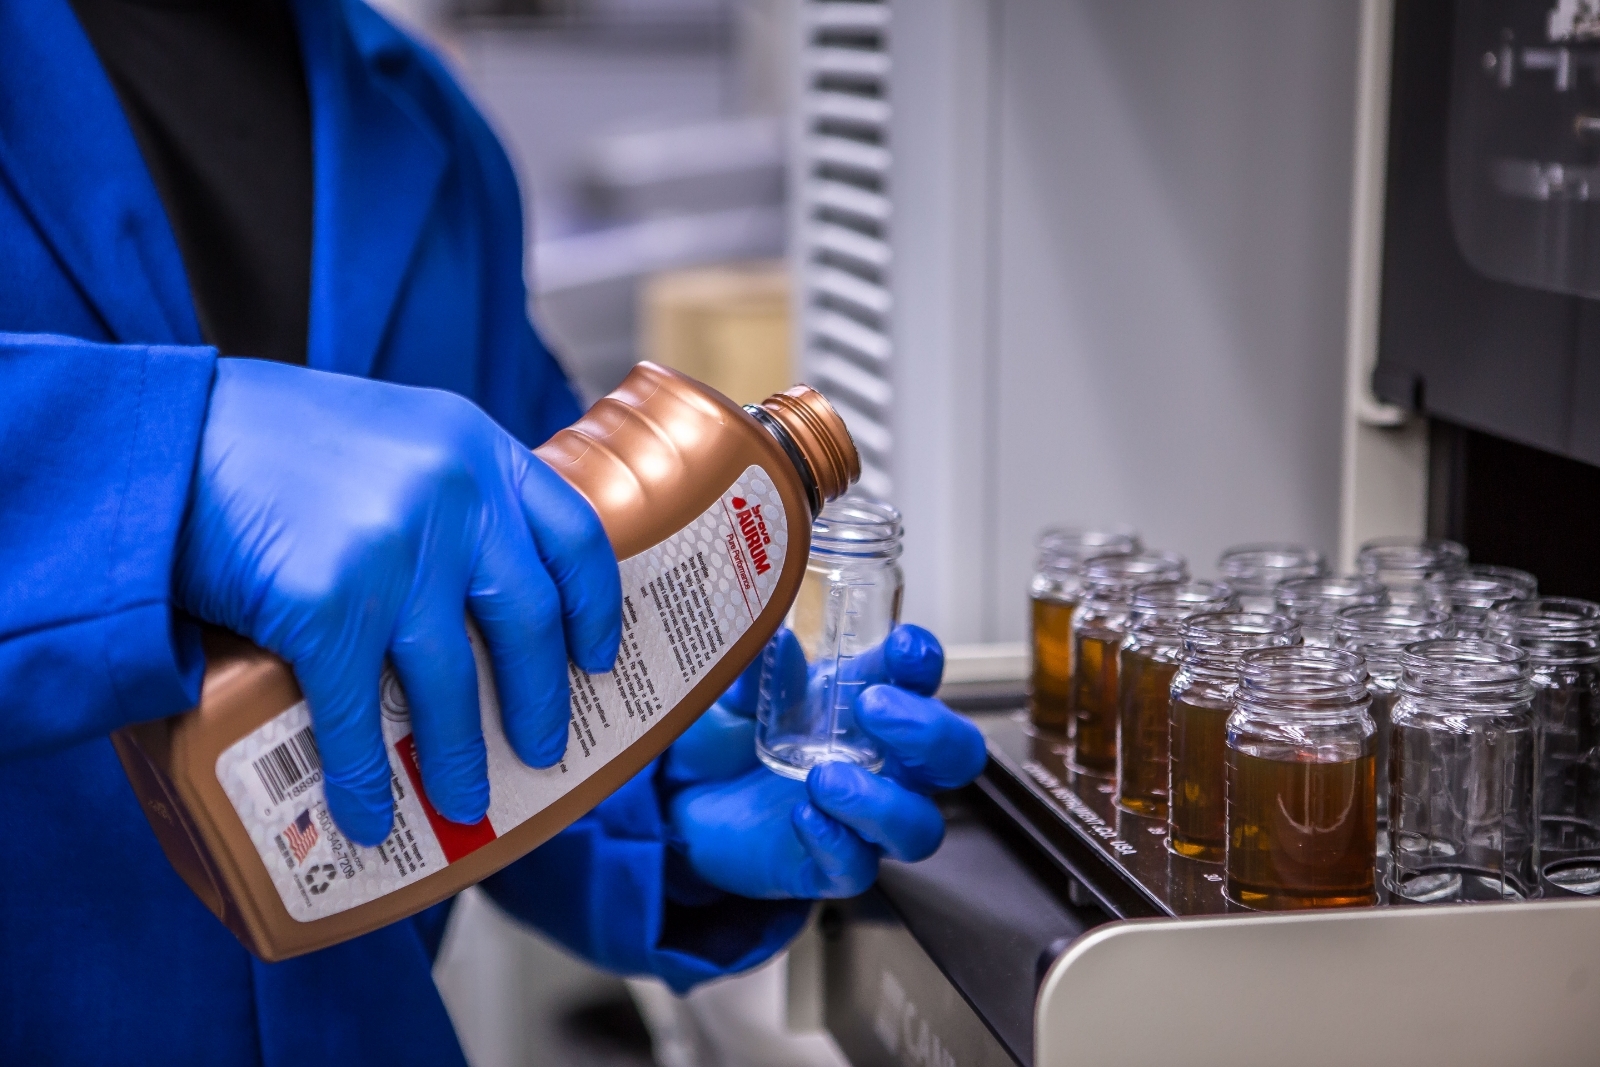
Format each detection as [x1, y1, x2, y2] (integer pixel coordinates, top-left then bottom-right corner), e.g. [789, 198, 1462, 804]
[746, 386, 859, 517]
[1126, 581, 1235, 650]
[1177, 611, 1301, 686]
[1233, 647, 1370, 720]
[1486, 598, 1600, 668]
[1334, 605, 1454, 678]
[1398, 638, 1533, 710]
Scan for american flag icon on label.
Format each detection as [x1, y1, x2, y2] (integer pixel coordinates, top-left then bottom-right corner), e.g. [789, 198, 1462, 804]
[284, 809, 319, 865]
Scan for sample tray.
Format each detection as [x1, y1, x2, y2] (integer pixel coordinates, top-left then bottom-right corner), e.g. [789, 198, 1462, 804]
[976, 710, 1234, 918]
[962, 709, 1600, 1067]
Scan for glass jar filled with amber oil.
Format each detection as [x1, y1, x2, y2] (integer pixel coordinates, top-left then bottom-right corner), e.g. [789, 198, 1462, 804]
[1027, 528, 1141, 735]
[1069, 553, 1189, 775]
[1114, 580, 1236, 818]
[1225, 647, 1377, 911]
[1167, 612, 1300, 861]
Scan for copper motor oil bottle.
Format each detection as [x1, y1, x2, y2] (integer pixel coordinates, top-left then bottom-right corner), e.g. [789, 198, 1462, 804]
[112, 362, 859, 961]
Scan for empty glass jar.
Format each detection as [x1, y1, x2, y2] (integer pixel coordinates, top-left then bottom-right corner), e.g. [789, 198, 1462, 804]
[1225, 647, 1377, 910]
[1424, 564, 1537, 637]
[1355, 536, 1468, 606]
[1487, 597, 1600, 894]
[1028, 528, 1141, 735]
[1115, 579, 1237, 819]
[1068, 552, 1188, 775]
[1389, 639, 1538, 903]
[1333, 604, 1456, 834]
[1217, 543, 1329, 614]
[756, 496, 903, 779]
[1167, 611, 1301, 862]
[1275, 575, 1389, 647]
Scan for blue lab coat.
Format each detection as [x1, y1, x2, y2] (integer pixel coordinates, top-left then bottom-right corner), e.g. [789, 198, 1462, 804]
[0, 1, 805, 1063]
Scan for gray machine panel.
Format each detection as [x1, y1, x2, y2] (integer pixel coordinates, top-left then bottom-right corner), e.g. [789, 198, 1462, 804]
[821, 802, 1104, 1067]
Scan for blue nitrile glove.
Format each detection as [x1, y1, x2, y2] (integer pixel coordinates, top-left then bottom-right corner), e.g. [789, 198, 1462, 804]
[663, 624, 987, 899]
[175, 359, 620, 846]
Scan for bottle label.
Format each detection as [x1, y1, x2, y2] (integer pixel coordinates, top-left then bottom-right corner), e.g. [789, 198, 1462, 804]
[214, 465, 789, 922]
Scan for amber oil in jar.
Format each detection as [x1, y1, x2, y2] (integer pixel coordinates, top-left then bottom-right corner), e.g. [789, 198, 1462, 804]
[1224, 647, 1376, 910]
[1115, 580, 1236, 818]
[1069, 552, 1188, 774]
[1027, 528, 1140, 734]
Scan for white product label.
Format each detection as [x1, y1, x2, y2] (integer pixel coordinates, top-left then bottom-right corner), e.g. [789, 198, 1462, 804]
[216, 466, 789, 921]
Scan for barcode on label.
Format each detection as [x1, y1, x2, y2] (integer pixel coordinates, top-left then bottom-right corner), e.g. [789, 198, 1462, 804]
[253, 726, 321, 805]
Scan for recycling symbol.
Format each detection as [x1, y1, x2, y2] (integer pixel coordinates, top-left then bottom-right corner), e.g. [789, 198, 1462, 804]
[304, 864, 337, 895]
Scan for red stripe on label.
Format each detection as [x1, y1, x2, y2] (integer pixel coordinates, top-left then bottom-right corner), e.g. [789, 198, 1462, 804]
[394, 734, 497, 863]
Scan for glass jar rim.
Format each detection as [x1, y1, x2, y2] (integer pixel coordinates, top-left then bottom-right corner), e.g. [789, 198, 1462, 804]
[1217, 543, 1327, 584]
[1334, 603, 1454, 638]
[1128, 580, 1236, 632]
[1398, 638, 1532, 699]
[1238, 646, 1369, 704]
[1355, 536, 1468, 577]
[811, 495, 902, 558]
[1485, 597, 1600, 664]
[1423, 564, 1537, 610]
[1035, 525, 1140, 564]
[1275, 575, 1388, 617]
[1130, 578, 1234, 611]
[1082, 551, 1188, 597]
[1180, 610, 1301, 650]
[1035, 547, 1134, 579]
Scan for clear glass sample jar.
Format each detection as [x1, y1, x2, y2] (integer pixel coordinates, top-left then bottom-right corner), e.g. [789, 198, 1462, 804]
[1217, 543, 1328, 614]
[756, 496, 903, 779]
[1068, 552, 1188, 775]
[1333, 604, 1456, 833]
[1225, 647, 1377, 910]
[1355, 536, 1468, 606]
[1389, 639, 1537, 903]
[1027, 528, 1141, 735]
[1115, 580, 1237, 819]
[1167, 611, 1301, 861]
[1275, 575, 1389, 647]
[1486, 597, 1600, 893]
[1424, 564, 1537, 637]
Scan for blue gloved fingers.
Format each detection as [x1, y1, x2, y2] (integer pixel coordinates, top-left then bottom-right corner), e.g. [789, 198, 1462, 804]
[857, 685, 988, 794]
[806, 762, 945, 862]
[294, 645, 395, 847]
[464, 493, 574, 769]
[663, 701, 760, 784]
[791, 801, 879, 897]
[883, 624, 945, 697]
[513, 453, 622, 674]
[389, 589, 490, 825]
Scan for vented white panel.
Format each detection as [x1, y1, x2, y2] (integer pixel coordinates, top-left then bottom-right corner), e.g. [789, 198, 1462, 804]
[794, 0, 894, 501]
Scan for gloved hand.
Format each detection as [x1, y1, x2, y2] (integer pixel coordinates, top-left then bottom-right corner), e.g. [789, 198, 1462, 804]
[663, 624, 987, 899]
[175, 358, 620, 846]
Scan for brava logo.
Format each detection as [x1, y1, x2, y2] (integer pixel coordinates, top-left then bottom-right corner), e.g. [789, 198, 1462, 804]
[730, 496, 773, 576]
